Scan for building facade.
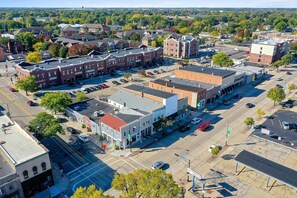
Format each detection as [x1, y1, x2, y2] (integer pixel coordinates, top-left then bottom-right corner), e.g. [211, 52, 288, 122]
[249, 39, 289, 64]
[16, 47, 163, 88]
[163, 35, 199, 59]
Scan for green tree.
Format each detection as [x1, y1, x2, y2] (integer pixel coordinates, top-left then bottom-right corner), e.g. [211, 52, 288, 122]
[267, 87, 286, 105]
[49, 43, 62, 57]
[288, 83, 297, 93]
[275, 21, 287, 32]
[33, 42, 44, 52]
[256, 108, 266, 119]
[210, 30, 220, 37]
[15, 32, 34, 51]
[42, 42, 51, 50]
[273, 60, 284, 71]
[71, 185, 111, 198]
[244, 117, 255, 128]
[212, 52, 234, 67]
[26, 52, 42, 63]
[15, 75, 36, 95]
[211, 146, 220, 156]
[28, 112, 63, 139]
[112, 169, 183, 198]
[76, 91, 88, 102]
[41, 92, 72, 114]
[290, 41, 297, 51]
[137, 69, 146, 76]
[123, 72, 132, 80]
[281, 54, 293, 65]
[59, 46, 68, 58]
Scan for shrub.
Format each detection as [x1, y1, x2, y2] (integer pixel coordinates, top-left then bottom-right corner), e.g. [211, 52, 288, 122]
[114, 144, 119, 150]
[211, 146, 220, 156]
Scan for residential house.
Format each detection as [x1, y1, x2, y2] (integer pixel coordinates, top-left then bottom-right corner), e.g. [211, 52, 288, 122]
[13, 27, 51, 37]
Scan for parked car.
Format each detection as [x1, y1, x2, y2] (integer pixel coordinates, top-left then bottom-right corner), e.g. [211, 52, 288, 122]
[208, 144, 222, 152]
[245, 103, 254, 108]
[68, 82, 75, 87]
[78, 134, 89, 143]
[9, 87, 16, 92]
[112, 81, 121, 85]
[27, 100, 34, 106]
[276, 84, 283, 89]
[131, 68, 139, 72]
[198, 122, 211, 131]
[151, 161, 165, 170]
[282, 121, 290, 130]
[276, 77, 283, 81]
[223, 100, 231, 106]
[289, 123, 297, 131]
[101, 84, 109, 89]
[117, 70, 124, 75]
[153, 70, 160, 74]
[67, 127, 78, 134]
[160, 69, 166, 73]
[120, 79, 128, 83]
[147, 72, 154, 76]
[286, 71, 292, 75]
[191, 117, 202, 124]
[178, 124, 190, 132]
[95, 85, 102, 90]
[32, 95, 38, 100]
[233, 94, 242, 99]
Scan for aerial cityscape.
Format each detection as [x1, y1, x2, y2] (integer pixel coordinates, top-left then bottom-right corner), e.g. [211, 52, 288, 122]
[1, 1, 297, 198]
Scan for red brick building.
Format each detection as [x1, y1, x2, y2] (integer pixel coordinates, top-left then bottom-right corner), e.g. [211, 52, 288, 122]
[0, 44, 6, 61]
[16, 47, 163, 88]
[163, 35, 199, 59]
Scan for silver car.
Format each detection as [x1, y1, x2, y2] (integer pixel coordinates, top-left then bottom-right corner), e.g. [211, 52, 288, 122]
[151, 161, 164, 170]
[282, 121, 290, 130]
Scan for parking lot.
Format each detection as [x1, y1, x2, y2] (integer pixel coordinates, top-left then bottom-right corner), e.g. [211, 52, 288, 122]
[252, 110, 297, 149]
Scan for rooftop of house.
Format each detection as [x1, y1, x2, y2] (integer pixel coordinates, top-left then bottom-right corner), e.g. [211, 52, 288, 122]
[17, 46, 161, 71]
[0, 113, 47, 166]
[99, 113, 127, 132]
[109, 90, 165, 113]
[0, 153, 15, 178]
[178, 66, 236, 78]
[151, 78, 206, 93]
[253, 38, 286, 45]
[166, 35, 197, 42]
[124, 84, 176, 99]
[165, 76, 220, 90]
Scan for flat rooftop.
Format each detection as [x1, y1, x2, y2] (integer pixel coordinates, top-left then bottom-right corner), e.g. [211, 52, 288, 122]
[0, 153, 15, 179]
[0, 113, 47, 166]
[252, 110, 297, 149]
[165, 76, 219, 90]
[152, 78, 206, 93]
[18, 47, 161, 71]
[124, 84, 176, 99]
[253, 38, 286, 45]
[178, 66, 236, 78]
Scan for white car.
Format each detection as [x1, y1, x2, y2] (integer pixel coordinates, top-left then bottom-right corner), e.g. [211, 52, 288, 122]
[191, 117, 202, 124]
[282, 121, 290, 130]
[151, 161, 165, 170]
[276, 77, 283, 81]
[78, 134, 89, 143]
[208, 144, 221, 152]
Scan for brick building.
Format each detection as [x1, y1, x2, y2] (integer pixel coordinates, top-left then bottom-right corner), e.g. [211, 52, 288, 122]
[0, 44, 6, 61]
[163, 35, 199, 59]
[16, 47, 163, 88]
[252, 31, 297, 41]
[249, 39, 289, 64]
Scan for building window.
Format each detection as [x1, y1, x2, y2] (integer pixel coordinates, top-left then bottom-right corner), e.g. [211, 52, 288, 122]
[32, 166, 38, 175]
[23, 170, 29, 179]
[124, 132, 126, 136]
[41, 162, 46, 171]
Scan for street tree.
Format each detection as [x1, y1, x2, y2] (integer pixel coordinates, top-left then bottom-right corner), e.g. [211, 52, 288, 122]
[76, 91, 88, 102]
[272, 60, 283, 71]
[42, 42, 51, 50]
[41, 92, 72, 114]
[71, 185, 111, 198]
[123, 72, 132, 80]
[256, 108, 266, 119]
[15, 75, 36, 95]
[28, 112, 63, 139]
[281, 54, 293, 65]
[33, 42, 44, 52]
[267, 87, 286, 105]
[244, 117, 255, 128]
[288, 83, 297, 93]
[137, 69, 146, 76]
[26, 52, 42, 63]
[211, 146, 220, 156]
[212, 52, 234, 67]
[112, 169, 183, 198]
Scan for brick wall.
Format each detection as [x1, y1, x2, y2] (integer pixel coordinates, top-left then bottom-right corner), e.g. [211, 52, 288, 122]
[249, 53, 273, 64]
[175, 69, 222, 85]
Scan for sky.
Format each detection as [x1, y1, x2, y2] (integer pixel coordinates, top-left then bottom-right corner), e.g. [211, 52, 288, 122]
[1, 0, 297, 8]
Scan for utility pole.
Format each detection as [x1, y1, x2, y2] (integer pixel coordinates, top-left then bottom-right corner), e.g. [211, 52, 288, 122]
[225, 120, 230, 146]
[175, 153, 191, 181]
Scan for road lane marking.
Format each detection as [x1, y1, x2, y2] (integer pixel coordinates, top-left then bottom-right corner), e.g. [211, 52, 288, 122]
[129, 157, 149, 169]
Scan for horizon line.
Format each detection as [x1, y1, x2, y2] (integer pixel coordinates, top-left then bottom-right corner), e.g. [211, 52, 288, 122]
[1, 7, 297, 9]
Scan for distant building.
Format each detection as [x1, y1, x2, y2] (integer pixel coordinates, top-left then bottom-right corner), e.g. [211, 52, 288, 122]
[163, 35, 199, 59]
[0, 113, 53, 197]
[250, 39, 289, 64]
[252, 31, 297, 41]
[79, 24, 110, 34]
[13, 27, 51, 37]
[61, 26, 79, 36]
[0, 44, 7, 61]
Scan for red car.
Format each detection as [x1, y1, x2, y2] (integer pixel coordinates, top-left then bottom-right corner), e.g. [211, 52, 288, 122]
[100, 84, 109, 88]
[147, 72, 154, 76]
[286, 71, 292, 75]
[27, 100, 34, 106]
[9, 87, 16, 92]
[198, 122, 210, 131]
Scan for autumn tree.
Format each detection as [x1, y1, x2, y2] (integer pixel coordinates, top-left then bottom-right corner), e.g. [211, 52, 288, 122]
[212, 52, 234, 67]
[41, 92, 72, 114]
[244, 117, 255, 128]
[26, 52, 42, 63]
[256, 108, 266, 119]
[288, 83, 297, 93]
[267, 87, 286, 105]
[151, 40, 157, 47]
[112, 169, 183, 198]
[15, 75, 36, 95]
[49, 43, 62, 57]
[137, 69, 146, 76]
[68, 44, 89, 56]
[71, 185, 110, 198]
[33, 42, 43, 52]
[28, 112, 64, 139]
[123, 72, 132, 80]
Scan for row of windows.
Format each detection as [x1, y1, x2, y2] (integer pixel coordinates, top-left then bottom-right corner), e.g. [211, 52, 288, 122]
[23, 162, 47, 180]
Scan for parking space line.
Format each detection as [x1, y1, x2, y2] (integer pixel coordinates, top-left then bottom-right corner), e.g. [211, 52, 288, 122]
[129, 157, 149, 169]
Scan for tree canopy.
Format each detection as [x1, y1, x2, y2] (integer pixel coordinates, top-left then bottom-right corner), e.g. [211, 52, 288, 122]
[26, 52, 42, 63]
[40, 92, 72, 114]
[288, 83, 297, 93]
[212, 52, 234, 67]
[71, 185, 110, 198]
[256, 108, 265, 119]
[281, 54, 293, 65]
[33, 42, 44, 52]
[244, 117, 255, 128]
[15, 75, 36, 95]
[112, 169, 183, 198]
[28, 112, 63, 139]
[76, 91, 88, 102]
[267, 87, 286, 105]
[15, 32, 34, 51]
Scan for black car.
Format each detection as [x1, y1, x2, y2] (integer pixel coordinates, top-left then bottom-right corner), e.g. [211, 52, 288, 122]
[120, 79, 128, 83]
[95, 85, 102, 90]
[276, 84, 283, 89]
[245, 103, 254, 108]
[112, 81, 121, 85]
[110, 72, 116, 76]
[178, 125, 190, 132]
[68, 82, 75, 87]
[153, 70, 160, 74]
[160, 69, 166, 73]
[233, 94, 242, 99]
[67, 127, 78, 134]
[289, 123, 297, 131]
